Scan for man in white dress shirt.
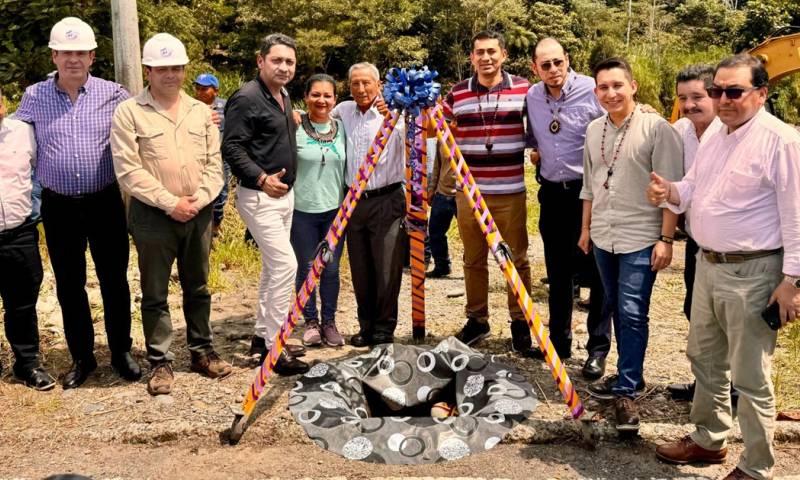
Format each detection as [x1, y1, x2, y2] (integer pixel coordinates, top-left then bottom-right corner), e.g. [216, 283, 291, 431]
[650, 54, 800, 480]
[334, 62, 406, 346]
[0, 88, 56, 390]
[666, 64, 725, 401]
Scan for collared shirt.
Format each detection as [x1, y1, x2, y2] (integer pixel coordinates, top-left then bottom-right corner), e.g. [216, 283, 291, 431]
[669, 109, 800, 275]
[580, 105, 684, 253]
[672, 116, 725, 172]
[222, 76, 297, 190]
[15, 74, 129, 196]
[526, 70, 605, 182]
[211, 96, 227, 133]
[333, 100, 405, 190]
[0, 119, 37, 231]
[443, 71, 529, 195]
[111, 88, 223, 214]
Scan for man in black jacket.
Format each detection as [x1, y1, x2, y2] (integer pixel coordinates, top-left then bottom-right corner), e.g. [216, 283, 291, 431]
[222, 33, 308, 375]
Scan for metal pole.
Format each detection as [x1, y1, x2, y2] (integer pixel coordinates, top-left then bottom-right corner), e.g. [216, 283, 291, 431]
[111, 0, 143, 95]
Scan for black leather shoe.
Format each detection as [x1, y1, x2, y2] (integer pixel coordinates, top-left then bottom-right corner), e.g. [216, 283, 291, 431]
[350, 333, 373, 347]
[62, 358, 97, 389]
[426, 265, 451, 278]
[111, 352, 142, 381]
[372, 335, 395, 345]
[582, 356, 606, 380]
[272, 351, 310, 376]
[667, 381, 695, 401]
[15, 367, 56, 391]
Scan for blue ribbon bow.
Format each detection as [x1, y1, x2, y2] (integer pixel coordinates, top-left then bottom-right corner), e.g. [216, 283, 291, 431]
[383, 66, 441, 116]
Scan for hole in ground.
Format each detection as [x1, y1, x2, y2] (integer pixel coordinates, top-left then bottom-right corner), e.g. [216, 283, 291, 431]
[362, 379, 458, 417]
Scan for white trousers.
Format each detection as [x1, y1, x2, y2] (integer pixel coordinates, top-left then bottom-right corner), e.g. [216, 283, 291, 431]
[236, 186, 297, 347]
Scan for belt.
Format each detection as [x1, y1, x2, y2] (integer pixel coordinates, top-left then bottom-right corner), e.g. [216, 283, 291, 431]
[701, 247, 783, 264]
[540, 177, 582, 190]
[361, 182, 402, 199]
[42, 182, 118, 201]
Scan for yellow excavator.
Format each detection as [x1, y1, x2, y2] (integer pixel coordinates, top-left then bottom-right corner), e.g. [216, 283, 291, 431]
[670, 28, 800, 122]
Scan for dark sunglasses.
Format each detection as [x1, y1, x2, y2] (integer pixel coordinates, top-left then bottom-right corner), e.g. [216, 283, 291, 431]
[707, 86, 760, 100]
[539, 58, 565, 71]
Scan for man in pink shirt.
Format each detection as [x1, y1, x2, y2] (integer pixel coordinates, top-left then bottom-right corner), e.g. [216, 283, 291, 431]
[648, 54, 800, 480]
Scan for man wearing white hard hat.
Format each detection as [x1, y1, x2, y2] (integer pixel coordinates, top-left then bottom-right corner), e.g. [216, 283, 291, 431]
[15, 17, 139, 389]
[111, 33, 229, 396]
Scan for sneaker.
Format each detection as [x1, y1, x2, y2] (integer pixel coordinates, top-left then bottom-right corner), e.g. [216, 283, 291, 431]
[510, 319, 534, 355]
[614, 397, 640, 431]
[302, 320, 323, 347]
[322, 323, 345, 347]
[455, 317, 490, 346]
[190, 351, 232, 379]
[147, 362, 174, 396]
[588, 374, 646, 400]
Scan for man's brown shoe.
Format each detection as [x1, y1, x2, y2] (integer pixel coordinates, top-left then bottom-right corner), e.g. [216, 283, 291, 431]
[147, 362, 174, 396]
[719, 467, 756, 479]
[655, 435, 727, 465]
[190, 351, 232, 379]
[614, 397, 640, 431]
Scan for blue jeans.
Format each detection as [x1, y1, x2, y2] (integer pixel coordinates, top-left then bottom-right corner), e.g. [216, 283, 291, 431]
[290, 209, 343, 324]
[213, 162, 231, 225]
[593, 244, 657, 398]
[426, 193, 456, 268]
[30, 173, 42, 223]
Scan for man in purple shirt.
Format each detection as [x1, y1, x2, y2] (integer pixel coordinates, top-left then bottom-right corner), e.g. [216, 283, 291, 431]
[15, 17, 140, 388]
[525, 38, 610, 379]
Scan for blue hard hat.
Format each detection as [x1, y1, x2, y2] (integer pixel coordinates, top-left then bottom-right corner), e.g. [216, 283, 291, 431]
[194, 73, 219, 88]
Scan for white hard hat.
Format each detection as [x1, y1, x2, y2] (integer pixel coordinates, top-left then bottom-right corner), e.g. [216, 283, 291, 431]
[49, 17, 97, 51]
[142, 33, 189, 67]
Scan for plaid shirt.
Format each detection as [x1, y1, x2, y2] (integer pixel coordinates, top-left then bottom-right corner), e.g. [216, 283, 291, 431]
[15, 75, 129, 196]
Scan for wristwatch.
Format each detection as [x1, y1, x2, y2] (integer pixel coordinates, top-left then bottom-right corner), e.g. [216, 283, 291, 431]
[785, 275, 800, 288]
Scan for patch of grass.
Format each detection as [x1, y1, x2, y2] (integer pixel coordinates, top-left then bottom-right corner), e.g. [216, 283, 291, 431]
[775, 320, 800, 411]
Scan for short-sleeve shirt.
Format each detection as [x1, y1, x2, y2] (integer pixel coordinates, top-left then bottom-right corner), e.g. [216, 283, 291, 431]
[294, 117, 347, 213]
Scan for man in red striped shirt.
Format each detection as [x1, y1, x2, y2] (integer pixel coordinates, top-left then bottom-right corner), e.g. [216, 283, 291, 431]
[443, 30, 535, 356]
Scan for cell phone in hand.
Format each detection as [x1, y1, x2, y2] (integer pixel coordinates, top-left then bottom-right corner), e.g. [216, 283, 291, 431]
[761, 302, 782, 330]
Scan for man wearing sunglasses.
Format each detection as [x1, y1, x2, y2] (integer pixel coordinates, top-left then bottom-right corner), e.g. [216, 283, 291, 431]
[650, 54, 800, 480]
[525, 37, 610, 380]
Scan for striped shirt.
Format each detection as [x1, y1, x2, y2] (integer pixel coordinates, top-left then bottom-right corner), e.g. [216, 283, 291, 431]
[15, 75, 129, 196]
[443, 71, 529, 194]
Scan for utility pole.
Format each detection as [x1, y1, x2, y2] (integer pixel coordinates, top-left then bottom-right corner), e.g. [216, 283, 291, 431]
[111, 0, 143, 95]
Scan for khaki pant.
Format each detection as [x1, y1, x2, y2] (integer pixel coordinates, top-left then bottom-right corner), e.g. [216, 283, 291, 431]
[688, 252, 781, 480]
[455, 191, 531, 323]
[236, 186, 297, 347]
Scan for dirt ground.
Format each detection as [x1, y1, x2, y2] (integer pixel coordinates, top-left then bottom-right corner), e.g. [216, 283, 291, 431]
[1, 226, 799, 479]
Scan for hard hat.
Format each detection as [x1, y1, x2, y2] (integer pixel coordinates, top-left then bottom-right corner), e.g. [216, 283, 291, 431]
[194, 73, 219, 88]
[49, 17, 97, 51]
[142, 33, 189, 67]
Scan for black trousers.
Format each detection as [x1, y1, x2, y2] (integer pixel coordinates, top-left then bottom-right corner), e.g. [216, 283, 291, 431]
[683, 235, 700, 320]
[538, 178, 611, 358]
[41, 183, 133, 362]
[346, 186, 405, 340]
[0, 221, 43, 375]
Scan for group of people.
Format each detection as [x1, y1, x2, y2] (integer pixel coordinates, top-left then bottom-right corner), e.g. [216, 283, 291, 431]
[0, 16, 798, 480]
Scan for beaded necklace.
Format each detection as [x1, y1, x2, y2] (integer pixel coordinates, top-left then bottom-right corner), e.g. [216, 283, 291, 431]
[301, 113, 338, 165]
[600, 106, 636, 189]
[545, 80, 574, 134]
[477, 86, 501, 153]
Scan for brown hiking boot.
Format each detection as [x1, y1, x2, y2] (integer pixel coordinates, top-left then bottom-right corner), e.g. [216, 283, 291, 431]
[655, 435, 727, 465]
[190, 351, 232, 379]
[147, 362, 174, 396]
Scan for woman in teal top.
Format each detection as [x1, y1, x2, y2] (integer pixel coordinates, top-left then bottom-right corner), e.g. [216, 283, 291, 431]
[291, 74, 347, 347]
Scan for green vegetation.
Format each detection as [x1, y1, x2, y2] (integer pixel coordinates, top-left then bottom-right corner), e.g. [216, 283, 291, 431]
[1, 0, 799, 121]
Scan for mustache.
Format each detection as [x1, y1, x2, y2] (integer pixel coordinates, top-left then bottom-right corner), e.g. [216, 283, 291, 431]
[682, 108, 704, 115]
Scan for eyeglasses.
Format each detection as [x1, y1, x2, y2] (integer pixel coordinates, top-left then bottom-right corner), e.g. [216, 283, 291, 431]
[707, 86, 760, 100]
[539, 58, 565, 71]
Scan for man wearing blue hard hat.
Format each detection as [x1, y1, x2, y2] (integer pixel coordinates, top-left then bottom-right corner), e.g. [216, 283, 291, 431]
[194, 73, 229, 237]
